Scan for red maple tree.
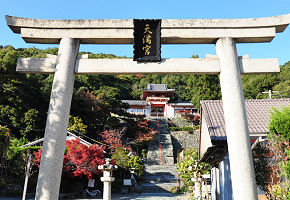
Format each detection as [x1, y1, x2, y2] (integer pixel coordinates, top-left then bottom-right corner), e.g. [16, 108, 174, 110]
[34, 138, 106, 179]
[100, 130, 132, 152]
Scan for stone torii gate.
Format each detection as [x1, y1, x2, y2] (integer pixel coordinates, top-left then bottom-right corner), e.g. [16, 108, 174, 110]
[6, 14, 290, 200]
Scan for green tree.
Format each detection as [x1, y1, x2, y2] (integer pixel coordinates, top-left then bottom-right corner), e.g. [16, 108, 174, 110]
[177, 148, 210, 192]
[267, 106, 290, 200]
[68, 115, 87, 135]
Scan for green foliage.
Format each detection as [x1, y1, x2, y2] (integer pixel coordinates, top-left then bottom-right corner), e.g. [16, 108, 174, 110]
[170, 126, 194, 131]
[68, 115, 87, 134]
[170, 127, 182, 131]
[252, 143, 268, 191]
[20, 109, 39, 137]
[112, 148, 130, 169]
[177, 148, 210, 191]
[194, 125, 200, 130]
[128, 155, 145, 176]
[0, 126, 10, 182]
[169, 185, 179, 194]
[242, 63, 290, 99]
[271, 183, 290, 200]
[267, 106, 290, 199]
[279, 150, 290, 180]
[186, 75, 221, 109]
[112, 148, 144, 176]
[268, 107, 290, 142]
[182, 126, 194, 131]
[0, 136, 40, 185]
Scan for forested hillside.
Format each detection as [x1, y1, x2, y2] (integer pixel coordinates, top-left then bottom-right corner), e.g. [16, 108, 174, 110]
[0, 45, 289, 143]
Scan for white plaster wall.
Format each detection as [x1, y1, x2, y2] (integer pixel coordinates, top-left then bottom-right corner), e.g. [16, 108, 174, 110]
[144, 105, 151, 116]
[200, 113, 212, 158]
[166, 105, 175, 118]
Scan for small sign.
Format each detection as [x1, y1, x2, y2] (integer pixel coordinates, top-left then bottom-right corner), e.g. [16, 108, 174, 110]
[123, 179, 132, 186]
[133, 19, 161, 62]
[88, 179, 95, 187]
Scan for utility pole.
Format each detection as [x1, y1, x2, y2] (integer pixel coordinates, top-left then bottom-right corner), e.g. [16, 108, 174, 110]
[262, 90, 279, 99]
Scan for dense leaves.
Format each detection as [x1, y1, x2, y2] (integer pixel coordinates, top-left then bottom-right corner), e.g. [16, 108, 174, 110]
[111, 148, 144, 176]
[177, 147, 210, 193]
[266, 106, 290, 200]
[34, 138, 105, 179]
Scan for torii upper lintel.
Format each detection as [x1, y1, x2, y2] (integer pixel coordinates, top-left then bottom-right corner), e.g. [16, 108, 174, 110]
[5, 14, 290, 44]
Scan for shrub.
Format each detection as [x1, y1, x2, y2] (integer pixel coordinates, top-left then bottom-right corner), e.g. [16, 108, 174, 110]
[182, 126, 193, 131]
[170, 127, 182, 131]
[170, 126, 194, 132]
[266, 106, 290, 200]
[268, 107, 290, 142]
[177, 148, 210, 192]
[34, 138, 105, 179]
[111, 148, 144, 176]
[0, 126, 10, 182]
[169, 185, 179, 194]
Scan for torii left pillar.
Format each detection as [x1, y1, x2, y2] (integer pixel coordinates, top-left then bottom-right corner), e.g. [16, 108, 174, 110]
[35, 38, 79, 200]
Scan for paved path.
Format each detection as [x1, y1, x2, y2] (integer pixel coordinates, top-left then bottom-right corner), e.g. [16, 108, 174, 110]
[65, 192, 188, 199]
[0, 192, 190, 200]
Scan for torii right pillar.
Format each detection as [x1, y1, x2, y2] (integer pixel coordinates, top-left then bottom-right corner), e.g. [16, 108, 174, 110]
[216, 37, 257, 199]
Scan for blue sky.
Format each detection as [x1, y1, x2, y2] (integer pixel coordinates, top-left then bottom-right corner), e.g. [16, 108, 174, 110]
[0, 0, 289, 64]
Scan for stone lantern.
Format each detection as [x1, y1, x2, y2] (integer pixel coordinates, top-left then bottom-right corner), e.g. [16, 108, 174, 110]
[98, 158, 118, 200]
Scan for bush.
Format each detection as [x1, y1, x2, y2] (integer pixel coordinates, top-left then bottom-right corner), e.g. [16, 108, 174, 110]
[177, 148, 210, 192]
[170, 126, 194, 132]
[111, 148, 144, 176]
[34, 138, 105, 179]
[266, 106, 290, 199]
[0, 126, 10, 182]
[182, 126, 193, 131]
[268, 107, 290, 142]
[169, 185, 179, 194]
[170, 127, 182, 131]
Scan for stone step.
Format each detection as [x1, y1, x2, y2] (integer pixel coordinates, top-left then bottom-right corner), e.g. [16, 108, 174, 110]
[144, 165, 179, 184]
[139, 182, 178, 193]
[147, 118, 175, 166]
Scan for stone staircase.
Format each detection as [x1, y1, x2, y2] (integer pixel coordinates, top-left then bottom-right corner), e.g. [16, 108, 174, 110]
[146, 118, 174, 165]
[140, 118, 179, 193]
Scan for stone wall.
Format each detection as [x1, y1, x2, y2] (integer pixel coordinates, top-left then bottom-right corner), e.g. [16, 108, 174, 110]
[171, 130, 200, 163]
[168, 117, 192, 128]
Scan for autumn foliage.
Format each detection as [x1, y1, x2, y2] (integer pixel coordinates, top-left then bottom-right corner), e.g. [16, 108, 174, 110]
[100, 120, 156, 152]
[100, 129, 132, 152]
[34, 138, 106, 179]
[176, 110, 200, 126]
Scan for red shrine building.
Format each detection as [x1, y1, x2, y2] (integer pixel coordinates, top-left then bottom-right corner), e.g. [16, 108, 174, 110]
[122, 84, 197, 117]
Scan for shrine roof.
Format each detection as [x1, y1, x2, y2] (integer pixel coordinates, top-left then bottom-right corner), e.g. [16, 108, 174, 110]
[200, 98, 290, 140]
[143, 84, 175, 92]
[122, 100, 147, 106]
[169, 101, 195, 107]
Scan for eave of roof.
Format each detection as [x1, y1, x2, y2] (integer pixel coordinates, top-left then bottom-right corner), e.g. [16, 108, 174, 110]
[200, 98, 290, 141]
[122, 100, 148, 106]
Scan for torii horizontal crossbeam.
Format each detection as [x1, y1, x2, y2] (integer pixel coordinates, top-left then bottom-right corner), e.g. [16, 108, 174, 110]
[6, 14, 290, 44]
[16, 56, 279, 74]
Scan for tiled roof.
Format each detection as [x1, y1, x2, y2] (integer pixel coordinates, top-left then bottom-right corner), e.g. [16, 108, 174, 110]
[201, 99, 290, 140]
[169, 101, 195, 107]
[122, 100, 148, 106]
[147, 84, 167, 91]
[143, 84, 175, 92]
